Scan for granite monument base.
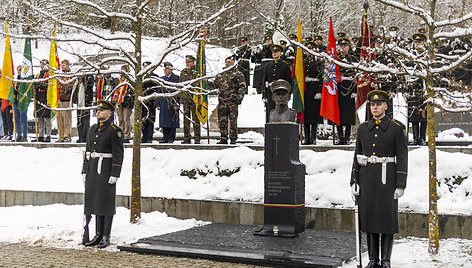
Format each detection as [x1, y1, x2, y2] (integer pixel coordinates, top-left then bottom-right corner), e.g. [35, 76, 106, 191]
[118, 223, 366, 268]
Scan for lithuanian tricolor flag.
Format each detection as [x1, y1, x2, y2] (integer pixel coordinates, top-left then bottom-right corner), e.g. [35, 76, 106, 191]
[0, 20, 14, 101]
[291, 19, 305, 123]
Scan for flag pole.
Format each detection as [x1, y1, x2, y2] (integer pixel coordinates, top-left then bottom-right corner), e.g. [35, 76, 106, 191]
[12, 103, 17, 142]
[34, 89, 38, 141]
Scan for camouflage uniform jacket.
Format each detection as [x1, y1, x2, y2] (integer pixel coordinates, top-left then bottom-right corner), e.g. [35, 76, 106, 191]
[211, 69, 246, 107]
[178, 66, 198, 104]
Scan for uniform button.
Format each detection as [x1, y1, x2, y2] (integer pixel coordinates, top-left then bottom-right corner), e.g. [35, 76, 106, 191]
[94, 142, 96, 144]
[96, 135, 98, 138]
[373, 152, 376, 155]
[375, 134, 378, 137]
[376, 126, 379, 129]
[373, 144, 376, 147]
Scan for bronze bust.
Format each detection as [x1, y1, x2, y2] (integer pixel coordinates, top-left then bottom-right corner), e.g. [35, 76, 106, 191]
[269, 79, 296, 123]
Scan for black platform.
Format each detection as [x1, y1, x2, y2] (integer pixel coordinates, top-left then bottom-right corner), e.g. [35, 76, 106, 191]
[118, 223, 366, 267]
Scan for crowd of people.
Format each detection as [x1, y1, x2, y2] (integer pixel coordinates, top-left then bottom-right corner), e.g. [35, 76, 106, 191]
[1, 26, 470, 145]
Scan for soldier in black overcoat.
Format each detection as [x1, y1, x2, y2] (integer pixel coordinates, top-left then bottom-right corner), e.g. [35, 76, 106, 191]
[302, 41, 324, 145]
[252, 35, 273, 94]
[82, 100, 124, 249]
[336, 38, 357, 144]
[262, 44, 293, 123]
[351, 90, 408, 268]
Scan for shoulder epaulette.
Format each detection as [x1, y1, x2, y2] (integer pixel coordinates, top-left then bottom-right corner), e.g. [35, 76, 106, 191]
[110, 124, 117, 129]
[391, 119, 401, 127]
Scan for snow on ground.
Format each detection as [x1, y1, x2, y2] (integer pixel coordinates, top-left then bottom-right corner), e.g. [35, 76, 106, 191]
[2, 146, 472, 215]
[0, 204, 208, 251]
[342, 237, 472, 267]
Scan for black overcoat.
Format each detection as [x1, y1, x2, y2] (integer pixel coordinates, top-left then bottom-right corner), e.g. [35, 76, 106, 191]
[82, 119, 124, 216]
[337, 53, 357, 125]
[350, 116, 408, 234]
[303, 56, 323, 124]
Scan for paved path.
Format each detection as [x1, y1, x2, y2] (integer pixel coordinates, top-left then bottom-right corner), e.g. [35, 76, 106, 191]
[0, 243, 263, 268]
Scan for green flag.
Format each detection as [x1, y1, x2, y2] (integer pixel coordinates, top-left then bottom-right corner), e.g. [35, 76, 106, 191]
[193, 30, 208, 125]
[17, 27, 34, 112]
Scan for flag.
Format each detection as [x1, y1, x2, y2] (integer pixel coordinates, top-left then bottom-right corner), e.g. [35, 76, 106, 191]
[17, 26, 34, 112]
[48, 24, 60, 108]
[112, 76, 129, 103]
[194, 30, 208, 125]
[357, 12, 377, 111]
[291, 19, 305, 123]
[0, 20, 14, 101]
[320, 17, 341, 126]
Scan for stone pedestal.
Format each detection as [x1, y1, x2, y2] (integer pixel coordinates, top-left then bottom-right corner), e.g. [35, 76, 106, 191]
[255, 123, 305, 237]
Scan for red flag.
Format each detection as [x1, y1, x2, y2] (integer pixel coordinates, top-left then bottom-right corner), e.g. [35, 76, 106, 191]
[320, 17, 340, 126]
[356, 12, 377, 110]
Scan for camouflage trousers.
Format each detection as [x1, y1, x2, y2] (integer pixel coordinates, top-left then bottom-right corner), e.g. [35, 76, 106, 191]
[183, 101, 201, 141]
[218, 102, 238, 140]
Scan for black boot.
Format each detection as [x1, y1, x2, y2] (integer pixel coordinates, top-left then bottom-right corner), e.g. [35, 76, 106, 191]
[366, 233, 380, 268]
[302, 124, 312, 145]
[311, 124, 318, 145]
[85, 216, 104, 246]
[98, 216, 113, 248]
[336, 125, 344, 145]
[419, 122, 427, 146]
[44, 136, 51, 142]
[217, 139, 228, 144]
[380, 234, 394, 268]
[412, 123, 419, 145]
[344, 125, 351, 145]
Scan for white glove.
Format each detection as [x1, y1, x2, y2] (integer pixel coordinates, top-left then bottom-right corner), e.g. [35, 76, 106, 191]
[351, 184, 360, 202]
[394, 188, 404, 199]
[108, 176, 118, 184]
[314, 93, 322, 100]
[82, 174, 86, 187]
[351, 93, 357, 99]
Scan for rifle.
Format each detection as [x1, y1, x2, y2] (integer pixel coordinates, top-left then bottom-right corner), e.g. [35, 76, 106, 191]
[82, 214, 92, 245]
[355, 198, 363, 268]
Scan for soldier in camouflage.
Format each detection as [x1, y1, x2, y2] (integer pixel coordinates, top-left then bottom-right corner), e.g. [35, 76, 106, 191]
[209, 56, 247, 144]
[179, 55, 201, 144]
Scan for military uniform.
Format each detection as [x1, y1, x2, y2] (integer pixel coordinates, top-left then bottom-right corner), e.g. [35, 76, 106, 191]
[179, 60, 201, 143]
[303, 42, 324, 145]
[210, 68, 246, 144]
[252, 36, 273, 93]
[337, 40, 358, 144]
[262, 45, 293, 123]
[33, 68, 51, 141]
[82, 100, 124, 248]
[351, 90, 408, 268]
[234, 37, 252, 87]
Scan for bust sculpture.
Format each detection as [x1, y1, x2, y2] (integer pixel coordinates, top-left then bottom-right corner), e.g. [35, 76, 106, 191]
[269, 79, 296, 123]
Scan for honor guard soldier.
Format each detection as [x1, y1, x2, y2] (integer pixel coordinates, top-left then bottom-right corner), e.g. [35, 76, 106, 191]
[302, 41, 324, 145]
[280, 40, 295, 68]
[336, 38, 358, 145]
[262, 44, 293, 123]
[407, 33, 427, 145]
[234, 36, 252, 88]
[82, 100, 124, 249]
[252, 35, 273, 94]
[179, 55, 201, 144]
[351, 90, 408, 268]
[208, 56, 246, 144]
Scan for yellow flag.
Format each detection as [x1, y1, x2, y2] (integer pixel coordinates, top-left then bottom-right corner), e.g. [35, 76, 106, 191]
[0, 20, 14, 100]
[48, 24, 60, 108]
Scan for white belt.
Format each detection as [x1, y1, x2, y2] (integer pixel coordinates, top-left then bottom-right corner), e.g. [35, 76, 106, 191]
[86, 152, 113, 175]
[341, 76, 354, 81]
[357, 155, 395, 185]
[262, 58, 273, 62]
[305, 77, 320, 82]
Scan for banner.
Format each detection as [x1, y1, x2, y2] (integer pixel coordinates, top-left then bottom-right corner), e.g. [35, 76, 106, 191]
[17, 26, 34, 112]
[48, 24, 60, 108]
[291, 19, 305, 123]
[0, 20, 14, 101]
[194, 30, 208, 125]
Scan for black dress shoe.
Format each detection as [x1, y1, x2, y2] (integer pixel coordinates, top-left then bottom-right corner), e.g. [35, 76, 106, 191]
[44, 136, 51, 142]
[302, 139, 312, 145]
[97, 236, 110, 248]
[194, 140, 201, 144]
[217, 139, 228, 144]
[181, 140, 191, 144]
[159, 140, 169, 144]
[230, 139, 237, 145]
[84, 235, 102, 246]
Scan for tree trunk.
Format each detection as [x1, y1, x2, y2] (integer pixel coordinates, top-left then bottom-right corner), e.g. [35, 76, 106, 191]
[130, 0, 143, 224]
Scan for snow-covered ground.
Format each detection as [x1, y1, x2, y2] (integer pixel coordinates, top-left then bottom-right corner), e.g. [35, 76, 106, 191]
[1, 146, 472, 215]
[0, 204, 470, 267]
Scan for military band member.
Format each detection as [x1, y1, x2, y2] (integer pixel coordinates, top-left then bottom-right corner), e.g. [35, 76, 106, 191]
[336, 38, 357, 145]
[351, 90, 408, 268]
[302, 41, 324, 145]
[234, 36, 252, 88]
[281, 40, 295, 67]
[209, 57, 246, 144]
[252, 35, 273, 94]
[313, 35, 327, 53]
[407, 33, 427, 146]
[179, 55, 201, 144]
[82, 100, 124, 249]
[262, 44, 293, 123]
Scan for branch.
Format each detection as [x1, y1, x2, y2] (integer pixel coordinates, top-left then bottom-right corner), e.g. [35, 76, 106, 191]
[68, 0, 137, 22]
